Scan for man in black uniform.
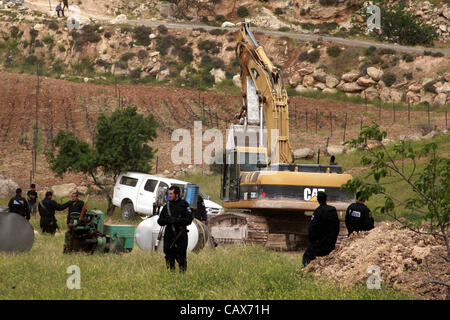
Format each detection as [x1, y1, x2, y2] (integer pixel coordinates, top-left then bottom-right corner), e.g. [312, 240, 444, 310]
[66, 191, 85, 224]
[158, 186, 193, 272]
[193, 195, 208, 224]
[8, 188, 30, 220]
[38, 191, 71, 235]
[302, 191, 340, 266]
[345, 191, 374, 236]
[27, 184, 38, 218]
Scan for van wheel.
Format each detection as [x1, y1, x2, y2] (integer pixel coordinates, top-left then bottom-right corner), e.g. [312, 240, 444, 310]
[121, 202, 135, 220]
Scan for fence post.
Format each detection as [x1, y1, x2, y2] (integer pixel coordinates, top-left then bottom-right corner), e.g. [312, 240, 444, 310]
[408, 101, 410, 124]
[305, 110, 308, 132]
[315, 108, 318, 134]
[393, 101, 395, 123]
[446, 107, 448, 130]
[330, 111, 333, 137]
[343, 112, 347, 142]
[428, 103, 430, 128]
[379, 102, 381, 121]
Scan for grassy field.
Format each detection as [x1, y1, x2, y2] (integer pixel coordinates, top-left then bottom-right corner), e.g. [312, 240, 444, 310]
[0, 228, 413, 300]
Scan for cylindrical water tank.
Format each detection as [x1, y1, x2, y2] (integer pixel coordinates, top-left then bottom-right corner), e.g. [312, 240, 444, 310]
[135, 216, 212, 252]
[0, 211, 34, 253]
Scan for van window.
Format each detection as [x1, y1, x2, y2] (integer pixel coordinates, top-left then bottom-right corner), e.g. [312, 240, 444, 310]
[144, 179, 158, 192]
[120, 176, 138, 187]
[159, 182, 169, 190]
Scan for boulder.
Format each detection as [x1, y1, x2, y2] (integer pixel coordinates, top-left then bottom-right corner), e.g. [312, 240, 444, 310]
[436, 82, 450, 94]
[312, 69, 327, 83]
[111, 14, 127, 24]
[293, 148, 315, 160]
[434, 93, 447, 106]
[399, 134, 421, 141]
[302, 75, 315, 87]
[362, 87, 378, 100]
[221, 21, 235, 28]
[366, 67, 383, 81]
[390, 89, 403, 103]
[156, 68, 170, 81]
[443, 73, 450, 83]
[210, 68, 226, 84]
[379, 87, 391, 102]
[357, 76, 377, 87]
[325, 75, 339, 88]
[341, 82, 365, 93]
[51, 183, 77, 197]
[149, 33, 157, 40]
[33, 23, 45, 31]
[298, 67, 314, 76]
[322, 88, 338, 94]
[377, 80, 386, 89]
[341, 72, 359, 82]
[0, 175, 19, 198]
[423, 130, 439, 140]
[406, 91, 420, 104]
[408, 83, 422, 93]
[420, 92, 435, 105]
[295, 84, 309, 93]
[326, 145, 345, 156]
[443, 8, 450, 19]
[315, 83, 326, 90]
[233, 74, 241, 88]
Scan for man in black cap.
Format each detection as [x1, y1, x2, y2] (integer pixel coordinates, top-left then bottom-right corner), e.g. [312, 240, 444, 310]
[302, 191, 340, 266]
[8, 188, 30, 220]
[66, 191, 85, 224]
[157, 186, 193, 272]
[38, 191, 71, 235]
[345, 191, 374, 236]
[27, 183, 38, 218]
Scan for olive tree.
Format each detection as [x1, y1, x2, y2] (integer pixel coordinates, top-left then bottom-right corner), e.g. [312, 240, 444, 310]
[46, 106, 158, 216]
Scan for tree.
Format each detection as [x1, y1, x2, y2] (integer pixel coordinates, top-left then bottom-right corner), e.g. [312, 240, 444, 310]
[46, 106, 159, 216]
[343, 122, 449, 262]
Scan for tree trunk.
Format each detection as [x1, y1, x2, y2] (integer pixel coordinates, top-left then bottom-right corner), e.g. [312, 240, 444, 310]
[106, 195, 115, 216]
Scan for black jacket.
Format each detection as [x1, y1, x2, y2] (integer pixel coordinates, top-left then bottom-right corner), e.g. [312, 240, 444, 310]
[67, 200, 85, 223]
[39, 197, 71, 220]
[158, 199, 193, 253]
[194, 196, 208, 222]
[8, 195, 30, 220]
[345, 202, 374, 235]
[308, 204, 340, 256]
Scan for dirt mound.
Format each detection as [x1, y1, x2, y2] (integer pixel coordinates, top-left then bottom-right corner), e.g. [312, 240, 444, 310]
[305, 222, 449, 300]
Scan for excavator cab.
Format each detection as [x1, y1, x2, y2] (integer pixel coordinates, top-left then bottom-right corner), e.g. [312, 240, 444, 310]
[221, 147, 267, 202]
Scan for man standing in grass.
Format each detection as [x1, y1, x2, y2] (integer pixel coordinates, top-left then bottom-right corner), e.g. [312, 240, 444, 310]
[158, 186, 193, 272]
[66, 191, 84, 224]
[38, 191, 71, 235]
[345, 191, 374, 236]
[8, 188, 30, 221]
[27, 184, 38, 219]
[302, 191, 340, 266]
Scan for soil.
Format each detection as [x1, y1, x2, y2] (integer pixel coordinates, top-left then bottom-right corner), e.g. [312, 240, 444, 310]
[0, 71, 447, 190]
[304, 222, 450, 300]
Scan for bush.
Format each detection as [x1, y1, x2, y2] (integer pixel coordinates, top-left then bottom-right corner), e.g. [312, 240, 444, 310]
[379, 48, 395, 55]
[215, 15, 226, 23]
[402, 53, 414, 62]
[48, 20, 59, 31]
[209, 29, 227, 36]
[133, 25, 152, 46]
[129, 68, 141, 79]
[42, 35, 54, 45]
[326, 45, 341, 57]
[156, 35, 175, 55]
[200, 54, 224, 70]
[404, 72, 413, 80]
[381, 72, 396, 87]
[307, 50, 320, 63]
[120, 52, 136, 62]
[198, 40, 221, 54]
[237, 6, 249, 18]
[25, 55, 38, 65]
[157, 25, 168, 35]
[177, 46, 193, 64]
[274, 8, 283, 15]
[278, 27, 290, 32]
[319, 0, 337, 5]
[370, 55, 383, 65]
[104, 31, 111, 39]
[431, 52, 444, 57]
[58, 44, 66, 52]
[298, 51, 308, 61]
[364, 46, 377, 56]
[137, 49, 147, 60]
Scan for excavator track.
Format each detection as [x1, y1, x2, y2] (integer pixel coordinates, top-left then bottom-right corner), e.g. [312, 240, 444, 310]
[209, 211, 349, 251]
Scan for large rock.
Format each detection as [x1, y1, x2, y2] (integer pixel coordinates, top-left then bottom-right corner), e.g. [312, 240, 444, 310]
[366, 67, 383, 81]
[295, 84, 309, 93]
[406, 91, 420, 104]
[156, 68, 170, 81]
[0, 175, 19, 198]
[390, 89, 403, 103]
[341, 72, 359, 82]
[420, 92, 435, 105]
[434, 93, 447, 106]
[341, 82, 365, 93]
[293, 148, 315, 159]
[303, 75, 315, 87]
[443, 73, 450, 83]
[51, 183, 77, 197]
[149, 62, 161, 75]
[111, 14, 127, 24]
[408, 83, 422, 93]
[362, 87, 378, 100]
[436, 82, 450, 94]
[233, 74, 241, 88]
[315, 83, 326, 90]
[325, 75, 339, 88]
[312, 69, 327, 83]
[33, 24, 45, 31]
[357, 76, 377, 87]
[298, 67, 314, 76]
[221, 21, 235, 28]
[379, 87, 391, 102]
[326, 145, 345, 156]
[322, 88, 338, 94]
[210, 68, 226, 84]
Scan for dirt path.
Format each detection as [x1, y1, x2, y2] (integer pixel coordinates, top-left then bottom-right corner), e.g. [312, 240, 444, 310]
[23, 0, 450, 56]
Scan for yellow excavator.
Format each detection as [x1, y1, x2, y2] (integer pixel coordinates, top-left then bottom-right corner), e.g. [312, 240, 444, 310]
[209, 23, 354, 250]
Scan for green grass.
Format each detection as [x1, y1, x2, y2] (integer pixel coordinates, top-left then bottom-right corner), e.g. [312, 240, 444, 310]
[0, 235, 412, 299]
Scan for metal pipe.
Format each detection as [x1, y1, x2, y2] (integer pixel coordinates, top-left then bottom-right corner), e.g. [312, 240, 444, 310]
[260, 99, 263, 147]
[245, 23, 259, 47]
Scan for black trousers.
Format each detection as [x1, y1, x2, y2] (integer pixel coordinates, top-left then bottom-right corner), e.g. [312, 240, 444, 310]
[302, 243, 335, 266]
[165, 252, 187, 272]
[163, 233, 188, 272]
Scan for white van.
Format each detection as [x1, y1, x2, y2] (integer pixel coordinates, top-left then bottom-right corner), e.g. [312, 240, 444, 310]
[112, 172, 223, 219]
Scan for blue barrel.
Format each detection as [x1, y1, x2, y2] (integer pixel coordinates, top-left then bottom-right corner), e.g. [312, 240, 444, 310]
[185, 183, 199, 209]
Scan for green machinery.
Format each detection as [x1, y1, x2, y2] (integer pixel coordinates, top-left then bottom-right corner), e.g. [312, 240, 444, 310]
[64, 209, 135, 254]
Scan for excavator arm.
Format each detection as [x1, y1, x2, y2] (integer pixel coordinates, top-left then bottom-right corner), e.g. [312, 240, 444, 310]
[236, 23, 293, 164]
